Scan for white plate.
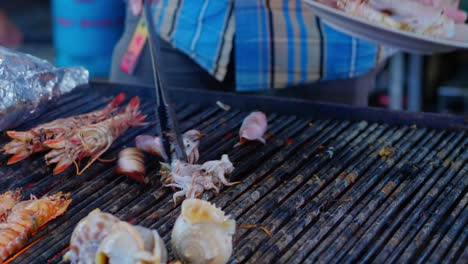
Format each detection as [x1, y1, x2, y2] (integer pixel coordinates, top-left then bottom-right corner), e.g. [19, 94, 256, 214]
[303, 0, 468, 54]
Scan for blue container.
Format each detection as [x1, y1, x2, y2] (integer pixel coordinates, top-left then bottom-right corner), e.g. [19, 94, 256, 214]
[52, 0, 125, 77]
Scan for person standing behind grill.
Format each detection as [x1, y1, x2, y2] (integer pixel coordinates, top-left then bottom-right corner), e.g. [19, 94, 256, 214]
[110, 0, 466, 106]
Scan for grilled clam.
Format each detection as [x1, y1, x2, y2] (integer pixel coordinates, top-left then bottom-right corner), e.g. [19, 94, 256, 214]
[171, 199, 236, 264]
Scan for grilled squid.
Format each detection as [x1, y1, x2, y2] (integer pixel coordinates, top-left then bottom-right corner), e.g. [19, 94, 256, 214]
[164, 155, 235, 203]
[171, 199, 236, 264]
[236, 111, 267, 147]
[136, 129, 205, 164]
[96, 222, 167, 264]
[116, 148, 147, 184]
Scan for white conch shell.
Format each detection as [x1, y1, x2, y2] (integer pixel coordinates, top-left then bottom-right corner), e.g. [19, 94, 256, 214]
[171, 199, 236, 264]
[63, 209, 120, 264]
[95, 222, 146, 264]
[133, 225, 168, 264]
[95, 222, 168, 264]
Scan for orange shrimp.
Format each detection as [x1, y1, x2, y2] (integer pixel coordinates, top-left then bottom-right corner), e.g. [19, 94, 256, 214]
[44, 97, 147, 175]
[2, 93, 125, 165]
[0, 190, 22, 222]
[0, 192, 72, 261]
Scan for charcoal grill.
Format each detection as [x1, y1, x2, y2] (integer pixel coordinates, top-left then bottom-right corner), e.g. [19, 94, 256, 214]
[1, 81, 467, 264]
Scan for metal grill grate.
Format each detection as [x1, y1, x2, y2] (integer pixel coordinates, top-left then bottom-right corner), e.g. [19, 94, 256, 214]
[0, 84, 466, 264]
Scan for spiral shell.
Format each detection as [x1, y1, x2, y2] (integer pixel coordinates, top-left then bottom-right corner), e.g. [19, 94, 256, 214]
[95, 222, 167, 264]
[63, 209, 120, 264]
[171, 199, 236, 264]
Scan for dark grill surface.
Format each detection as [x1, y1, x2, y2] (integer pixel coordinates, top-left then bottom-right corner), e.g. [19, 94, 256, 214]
[0, 84, 467, 264]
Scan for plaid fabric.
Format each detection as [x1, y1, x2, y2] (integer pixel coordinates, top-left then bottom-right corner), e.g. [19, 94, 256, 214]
[152, 0, 392, 91]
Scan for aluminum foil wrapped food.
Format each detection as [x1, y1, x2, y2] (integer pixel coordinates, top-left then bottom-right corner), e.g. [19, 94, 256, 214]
[0, 47, 89, 131]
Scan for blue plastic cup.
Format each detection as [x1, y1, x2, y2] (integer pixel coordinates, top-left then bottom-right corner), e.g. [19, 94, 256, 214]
[52, 0, 125, 77]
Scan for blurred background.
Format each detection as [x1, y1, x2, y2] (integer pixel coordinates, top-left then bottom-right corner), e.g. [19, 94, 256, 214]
[2, 0, 468, 115]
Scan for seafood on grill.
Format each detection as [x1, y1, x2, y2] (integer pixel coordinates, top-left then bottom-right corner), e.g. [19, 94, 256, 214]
[0, 192, 72, 261]
[96, 222, 167, 264]
[44, 96, 147, 175]
[235, 111, 267, 147]
[116, 148, 147, 184]
[337, 0, 458, 38]
[2, 93, 125, 165]
[172, 199, 236, 264]
[64, 209, 120, 264]
[0, 189, 22, 222]
[136, 129, 205, 164]
[163, 155, 236, 203]
[64, 209, 167, 264]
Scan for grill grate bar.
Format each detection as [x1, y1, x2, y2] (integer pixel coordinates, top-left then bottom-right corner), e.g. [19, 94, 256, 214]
[419, 192, 467, 263]
[275, 126, 424, 263]
[305, 129, 442, 260]
[249, 122, 391, 262]
[340, 135, 467, 264]
[1, 87, 466, 263]
[236, 125, 422, 263]
[390, 162, 467, 263]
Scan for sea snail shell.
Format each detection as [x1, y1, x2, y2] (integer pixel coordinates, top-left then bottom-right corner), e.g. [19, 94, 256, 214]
[171, 199, 236, 264]
[96, 222, 167, 264]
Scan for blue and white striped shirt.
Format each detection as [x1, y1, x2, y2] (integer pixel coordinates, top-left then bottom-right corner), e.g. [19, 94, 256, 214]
[152, 0, 393, 91]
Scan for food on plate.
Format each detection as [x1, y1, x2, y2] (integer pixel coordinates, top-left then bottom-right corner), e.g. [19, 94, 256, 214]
[44, 97, 147, 175]
[235, 111, 267, 147]
[163, 155, 235, 203]
[0, 192, 72, 261]
[337, 0, 457, 38]
[64, 209, 167, 264]
[2, 93, 125, 165]
[136, 129, 205, 164]
[172, 199, 235, 264]
[0, 190, 22, 222]
[116, 148, 147, 183]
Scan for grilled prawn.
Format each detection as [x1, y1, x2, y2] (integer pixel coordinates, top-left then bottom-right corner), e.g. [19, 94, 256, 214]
[0, 190, 22, 222]
[2, 93, 125, 165]
[0, 192, 72, 262]
[44, 96, 147, 175]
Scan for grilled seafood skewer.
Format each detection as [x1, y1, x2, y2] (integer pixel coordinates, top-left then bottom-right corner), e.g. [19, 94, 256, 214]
[235, 111, 267, 147]
[44, 97, 147, 175]
[0, 192, 72, 261]
[2, 93, 125, 165]
[0, 190, 22, 222]
[136, 129, 205, 164]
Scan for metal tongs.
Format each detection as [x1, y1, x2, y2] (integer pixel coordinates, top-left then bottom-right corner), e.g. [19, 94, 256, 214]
[143, 0, 187, 163]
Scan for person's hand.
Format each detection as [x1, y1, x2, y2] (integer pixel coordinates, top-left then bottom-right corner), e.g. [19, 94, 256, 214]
[0, 10, 23, 49]
[408, 0, 466, 22]
[130, 0, 143, 16]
